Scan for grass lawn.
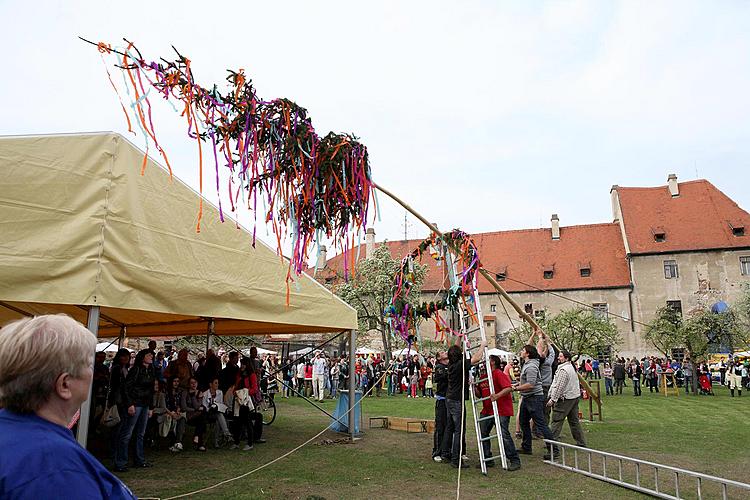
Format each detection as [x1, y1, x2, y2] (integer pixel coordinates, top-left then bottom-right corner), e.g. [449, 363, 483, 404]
[107, 385, 750, 499]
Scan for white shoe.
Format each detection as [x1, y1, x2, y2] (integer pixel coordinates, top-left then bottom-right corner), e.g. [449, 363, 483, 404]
[175, 442, 183, 451]
[242, 444, 254, 451]
[433, 456, 442, 463]
[461, 455, 470, 462]
[229, 444, 239, 450]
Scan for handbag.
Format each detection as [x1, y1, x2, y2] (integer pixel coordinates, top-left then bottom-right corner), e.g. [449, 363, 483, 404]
[101, 403, 121, 428]
[100, 377, 121, 428]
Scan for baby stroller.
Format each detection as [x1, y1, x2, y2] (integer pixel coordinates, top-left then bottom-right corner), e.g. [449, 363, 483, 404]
[698, 373, 713, 395]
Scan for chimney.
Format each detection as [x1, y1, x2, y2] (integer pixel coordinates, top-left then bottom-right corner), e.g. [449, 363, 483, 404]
[610, 185, 621, 222]
[316, 245, 328, 271]
[551, 214, 560, 240]
[668, 174, 679, 197]
[365, 227, 375, 258]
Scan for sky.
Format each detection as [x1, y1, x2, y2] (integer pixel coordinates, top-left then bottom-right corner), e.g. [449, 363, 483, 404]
[2, 0, 749, 259]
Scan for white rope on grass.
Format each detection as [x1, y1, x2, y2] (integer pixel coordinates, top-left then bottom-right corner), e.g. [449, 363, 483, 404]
[158, 359, 396, 500]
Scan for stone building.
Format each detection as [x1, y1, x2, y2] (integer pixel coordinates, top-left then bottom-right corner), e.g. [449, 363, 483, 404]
[311, 175, 750, 357]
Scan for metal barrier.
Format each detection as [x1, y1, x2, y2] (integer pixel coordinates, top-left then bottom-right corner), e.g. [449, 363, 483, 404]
[543, 440, 750, 499]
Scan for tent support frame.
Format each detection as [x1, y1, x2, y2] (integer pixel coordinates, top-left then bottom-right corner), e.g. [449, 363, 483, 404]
[348, 329, 356, 440]
[76, 305, 100, 447]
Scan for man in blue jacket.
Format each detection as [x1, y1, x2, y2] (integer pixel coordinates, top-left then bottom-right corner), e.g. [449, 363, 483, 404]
[0, 314, 135, 499]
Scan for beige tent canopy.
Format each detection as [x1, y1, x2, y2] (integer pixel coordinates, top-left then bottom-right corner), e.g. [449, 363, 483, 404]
[0, 132, 357, 336]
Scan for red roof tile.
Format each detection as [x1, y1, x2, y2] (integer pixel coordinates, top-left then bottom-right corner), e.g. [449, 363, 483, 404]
[309, 223, 631, 294]
[616, 180, 750, 255]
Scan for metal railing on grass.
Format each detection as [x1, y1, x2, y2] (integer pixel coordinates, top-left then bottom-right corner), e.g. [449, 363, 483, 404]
[543, 440, 750, 499]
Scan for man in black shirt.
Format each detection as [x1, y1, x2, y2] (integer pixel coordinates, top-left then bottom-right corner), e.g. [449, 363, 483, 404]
[444, 339, 486, 468]
[219, 352, 240, 393]
[432, 351, 449, 462]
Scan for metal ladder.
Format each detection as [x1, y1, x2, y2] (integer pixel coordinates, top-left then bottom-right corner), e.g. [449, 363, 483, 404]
[444, 245, 508, 474]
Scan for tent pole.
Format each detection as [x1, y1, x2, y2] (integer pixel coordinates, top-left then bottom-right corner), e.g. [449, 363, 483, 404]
[206, 318, 215, 352]
[77, 305, 100, 447]
[348, 329, 357, 440]
[117, 326, 125, 349]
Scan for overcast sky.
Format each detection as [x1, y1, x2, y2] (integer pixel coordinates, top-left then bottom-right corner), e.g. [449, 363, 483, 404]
[2, 1, 749, 258]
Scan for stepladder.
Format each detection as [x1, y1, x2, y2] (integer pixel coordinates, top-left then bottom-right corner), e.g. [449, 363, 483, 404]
[444, 247, 509, 474]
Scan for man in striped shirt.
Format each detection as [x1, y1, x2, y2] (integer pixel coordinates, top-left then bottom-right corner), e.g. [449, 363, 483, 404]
[546, 350, 587, 448]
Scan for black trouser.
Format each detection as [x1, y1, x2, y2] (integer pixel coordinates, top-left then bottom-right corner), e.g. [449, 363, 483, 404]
[187, 412, 208, 445]
[233, 406, 263, 445]
[432, 398, 447, 458]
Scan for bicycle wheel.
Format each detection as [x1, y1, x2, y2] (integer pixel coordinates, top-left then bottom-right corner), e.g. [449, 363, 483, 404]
[261, 394, 276, 425]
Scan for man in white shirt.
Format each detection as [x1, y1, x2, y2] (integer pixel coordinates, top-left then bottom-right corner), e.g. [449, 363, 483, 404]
[546, 350, 586, 448]
[296, 360, 306, 397]
[313, 353, 328, 402]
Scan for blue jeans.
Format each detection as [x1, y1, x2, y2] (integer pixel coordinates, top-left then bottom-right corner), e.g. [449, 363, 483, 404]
[684, 376, 692, 393]
[479, 414, 520, 466]
[115, 405, 149, 468]
[605, 378, 613, 395]
[446, 399, 466, 464]
[519, 394, 554, 452]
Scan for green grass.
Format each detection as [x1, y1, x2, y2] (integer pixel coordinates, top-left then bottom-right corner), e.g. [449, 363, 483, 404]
[107, 385, 750, 499]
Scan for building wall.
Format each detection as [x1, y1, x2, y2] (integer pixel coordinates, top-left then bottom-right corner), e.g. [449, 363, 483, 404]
[629, 248, 750, 334]
[478, 288, 636, 354]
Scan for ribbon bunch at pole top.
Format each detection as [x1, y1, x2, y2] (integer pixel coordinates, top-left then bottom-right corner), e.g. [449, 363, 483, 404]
[87, 38, 374, 302]
[385, 230, 481, 344]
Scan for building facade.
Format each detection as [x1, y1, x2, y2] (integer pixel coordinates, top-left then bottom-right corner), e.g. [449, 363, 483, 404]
[311, 175, 750, 358]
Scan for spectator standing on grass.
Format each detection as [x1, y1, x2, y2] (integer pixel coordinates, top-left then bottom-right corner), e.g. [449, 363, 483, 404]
[108, 348, 131, 458]
[432, 351, 449, 462]
[628, 360, 642, 396]
[592, 358, 600, 379]
[219, 352, 240, 394]
[166, 348, 193, 390]
[728, 360, 743, 397]
[547, 350, 586, 448]
[476, 355, 521, 471]
[296, 359, 306, 396]
[536, 332, 556, 429]
[0, 315, 135, 499]
[115, 349, 156, 472]
[231, 358, 265, 450]
[682, 358, 694, 394]
[603, 362, 614, 396]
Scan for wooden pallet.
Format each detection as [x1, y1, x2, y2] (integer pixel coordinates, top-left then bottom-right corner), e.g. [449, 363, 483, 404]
[369, 416, 435, 433]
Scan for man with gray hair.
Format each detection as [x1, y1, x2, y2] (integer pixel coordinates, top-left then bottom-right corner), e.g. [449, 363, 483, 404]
[0, 314, 135, 499]
[546, 349, 586, 448]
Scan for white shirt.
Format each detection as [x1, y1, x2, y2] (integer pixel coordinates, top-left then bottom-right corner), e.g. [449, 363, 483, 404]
[313, 357, 327, 376]
[297, 363, 305, 378]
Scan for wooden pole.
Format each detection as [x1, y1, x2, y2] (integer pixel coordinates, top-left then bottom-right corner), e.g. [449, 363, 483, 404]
[372, 181, 602, 405]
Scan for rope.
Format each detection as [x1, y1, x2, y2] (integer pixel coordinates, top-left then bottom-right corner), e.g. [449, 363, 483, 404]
[158, 357, 397, 499]
[492, 271, 651, 329]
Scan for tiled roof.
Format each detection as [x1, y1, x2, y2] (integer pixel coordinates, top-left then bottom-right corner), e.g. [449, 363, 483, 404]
[616, 180, 750, 255]
[309, 222, 631, 293]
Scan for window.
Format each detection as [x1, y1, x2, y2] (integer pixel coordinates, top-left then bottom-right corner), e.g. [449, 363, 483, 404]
[496, 266, 507, 281]
[666, 300, 683, 316]
[651, 226, 667, 242]
[534, 309, 546, 320]
[524, 303, 533, 314]
[543, 270, 554, 279]
[490, 304, 497, 312]
[733, 227, 745, 237]
[580, 268, 591, 277]
[486, 322, 493, 328]
[671, 348, 685, 362]
[592, 303, 608, 319]
[741, 256, 750, 276]
[664, 260, 679, 279]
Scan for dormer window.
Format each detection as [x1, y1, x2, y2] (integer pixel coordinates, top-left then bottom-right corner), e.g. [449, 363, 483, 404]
[651, 226, 667, 242]
[543, 264, 554, 280]
[579, 261, 591, 277]
[495, 266, 507, 281]
[728, 220, 745, 237]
